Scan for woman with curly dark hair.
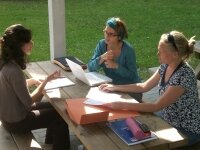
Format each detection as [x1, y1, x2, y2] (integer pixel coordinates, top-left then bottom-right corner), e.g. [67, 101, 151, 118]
[0, 24, 70, 150]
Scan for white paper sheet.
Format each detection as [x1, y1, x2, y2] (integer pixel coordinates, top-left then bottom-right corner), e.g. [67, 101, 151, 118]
[86, 87, 121, 101]
[45, 77, 75, 90]
[84, 87, 138, 105]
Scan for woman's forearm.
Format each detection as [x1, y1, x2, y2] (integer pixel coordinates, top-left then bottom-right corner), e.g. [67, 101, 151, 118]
[30, 80, 47, 102]
[115, 83, 145, 93]
[122, 102, 160, 112]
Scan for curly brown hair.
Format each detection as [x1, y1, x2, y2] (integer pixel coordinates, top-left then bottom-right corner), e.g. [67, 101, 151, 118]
[0, 24, 32, 70]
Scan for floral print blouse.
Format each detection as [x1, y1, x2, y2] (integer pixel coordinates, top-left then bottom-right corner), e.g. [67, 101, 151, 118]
[158, 62, 200, 134]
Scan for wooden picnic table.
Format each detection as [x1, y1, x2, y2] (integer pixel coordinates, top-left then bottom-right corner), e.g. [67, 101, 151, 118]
[24, 60, 187, 150]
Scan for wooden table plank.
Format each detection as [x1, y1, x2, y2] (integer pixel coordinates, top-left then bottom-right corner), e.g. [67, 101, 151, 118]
[136, 115, 187, 149]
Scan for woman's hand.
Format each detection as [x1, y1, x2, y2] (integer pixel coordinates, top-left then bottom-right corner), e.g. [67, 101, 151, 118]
[30, 70, 61, 103]
[101, 50, 118, 69]
[100, 50, 114, 64]
[104, 59, 118, 69]
[103, 50, 114, 60]
[26, 78, 42, 87]
[44, 70, 61, 83]
[105, 50, 114, 60]
[98, 84, 116, 92]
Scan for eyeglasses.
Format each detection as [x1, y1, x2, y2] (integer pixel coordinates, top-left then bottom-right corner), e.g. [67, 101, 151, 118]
[167, 34, 177, 49]
[103, 29, 118, 37]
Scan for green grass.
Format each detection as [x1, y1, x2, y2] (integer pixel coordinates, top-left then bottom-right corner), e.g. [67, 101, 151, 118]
[0, 0, 200, 79]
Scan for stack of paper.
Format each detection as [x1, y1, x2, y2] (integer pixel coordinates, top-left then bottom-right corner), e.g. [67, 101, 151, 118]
[84, 87, 139, 105]
[45, 77, 75, 90]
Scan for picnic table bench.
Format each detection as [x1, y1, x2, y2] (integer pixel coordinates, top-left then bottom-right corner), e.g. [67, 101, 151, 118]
[0, 120, 42, 150]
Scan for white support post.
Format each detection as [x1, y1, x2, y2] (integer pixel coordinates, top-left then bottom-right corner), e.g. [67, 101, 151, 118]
[48, 0, 66, 60]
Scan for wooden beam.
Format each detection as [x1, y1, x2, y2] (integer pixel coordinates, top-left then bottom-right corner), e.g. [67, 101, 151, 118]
[48, 0, 66, 60]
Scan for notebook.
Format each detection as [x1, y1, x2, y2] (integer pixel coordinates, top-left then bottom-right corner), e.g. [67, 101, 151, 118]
[107, 119, 157, 146]
[65, 58, 112, 86]
[53, 56, 87, 71]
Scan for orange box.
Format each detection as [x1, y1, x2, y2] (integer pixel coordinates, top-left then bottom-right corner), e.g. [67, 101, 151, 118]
[66, 98, 139, 125]
[66, 98, 109, 125]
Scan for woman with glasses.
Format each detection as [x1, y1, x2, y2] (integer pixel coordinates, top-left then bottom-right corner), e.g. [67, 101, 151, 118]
[88, 17, 142, 101]
[99, 30, 200, 147]
[0, 24, 70, 150]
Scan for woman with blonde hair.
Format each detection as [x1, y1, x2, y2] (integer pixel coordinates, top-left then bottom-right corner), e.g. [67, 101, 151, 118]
[99, 31, 200, 146]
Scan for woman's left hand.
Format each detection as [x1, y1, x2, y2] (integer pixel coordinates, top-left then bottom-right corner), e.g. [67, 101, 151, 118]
[98, 84, 116, 92]
[45, 70, 61, 82]
[26, 78, 42, 87]
[104, 60, 118, 69]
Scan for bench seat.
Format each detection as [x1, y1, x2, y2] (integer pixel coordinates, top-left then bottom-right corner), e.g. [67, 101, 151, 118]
[0, 121, 43, 150]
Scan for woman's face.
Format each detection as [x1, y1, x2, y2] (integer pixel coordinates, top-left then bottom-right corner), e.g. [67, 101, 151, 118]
[157, 41, 177, 64]
[22, 40, 33, 55]
[103, 26, 119, 46]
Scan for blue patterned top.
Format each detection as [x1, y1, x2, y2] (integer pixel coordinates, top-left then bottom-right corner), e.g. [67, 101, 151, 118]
[158, 63, 200, 134]
[88, 39, 141, 85]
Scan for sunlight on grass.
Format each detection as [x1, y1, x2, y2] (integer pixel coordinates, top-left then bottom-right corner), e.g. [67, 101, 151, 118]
[156, 128, 184, 142]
